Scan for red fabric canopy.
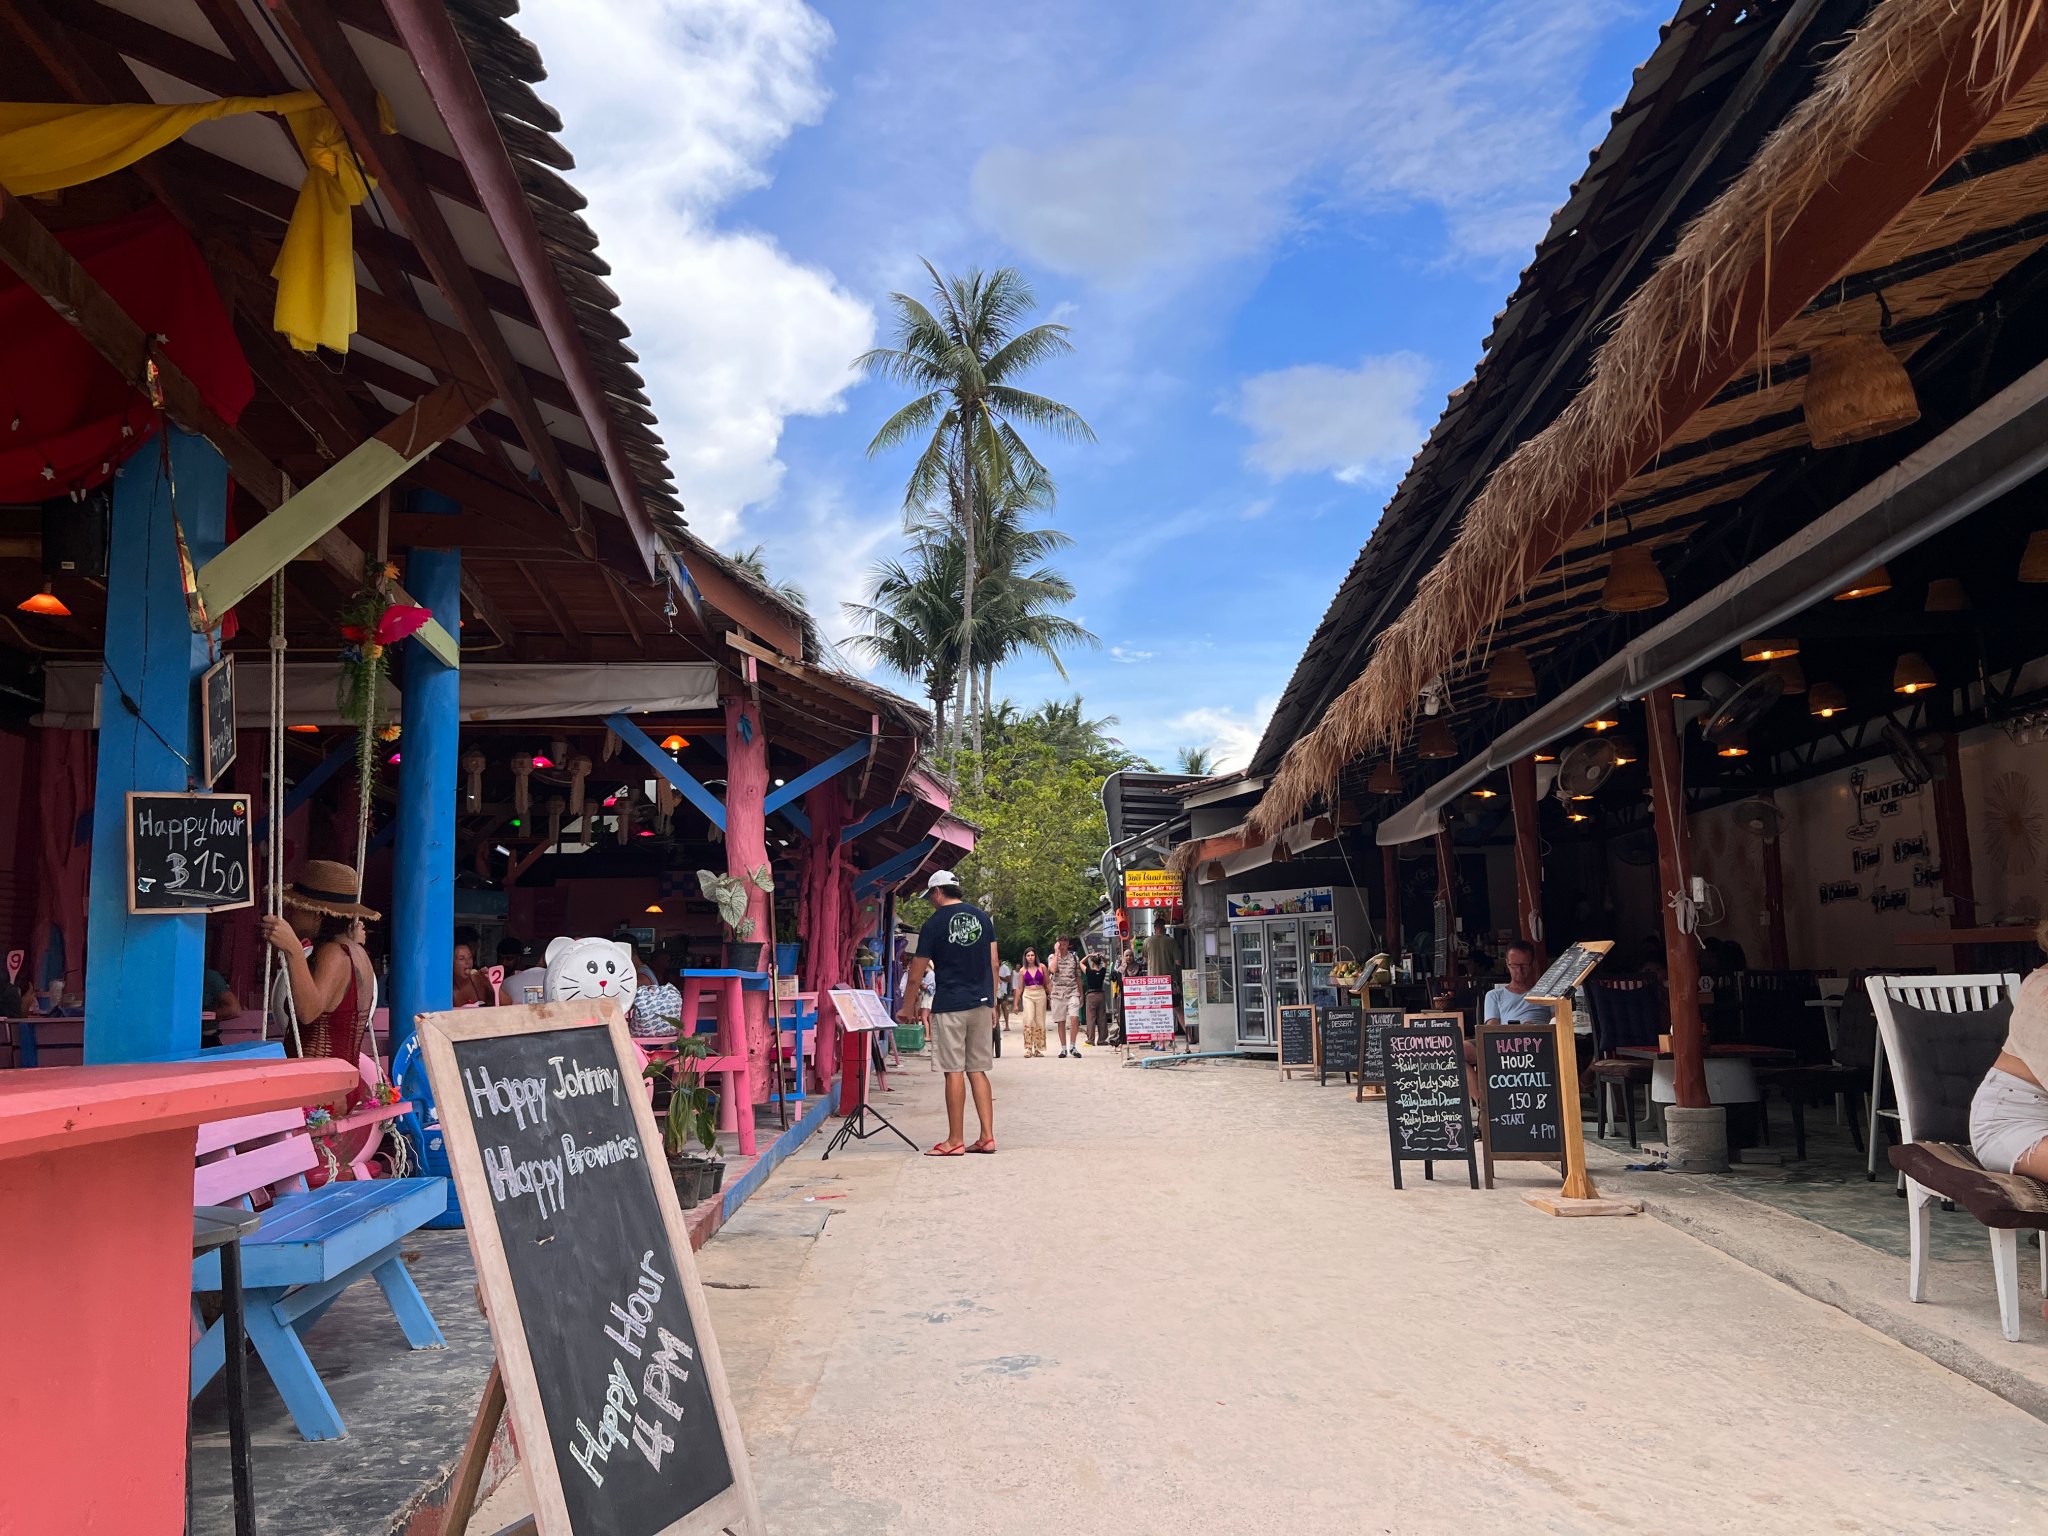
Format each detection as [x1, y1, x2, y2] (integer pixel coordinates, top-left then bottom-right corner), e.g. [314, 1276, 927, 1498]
[0, 205, 253, 503]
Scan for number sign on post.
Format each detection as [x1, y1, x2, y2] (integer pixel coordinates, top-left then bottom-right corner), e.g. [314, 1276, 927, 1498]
[1276, 1004, 1316, 1079]
[126, 791, 254, 913]
[1354, 1008, 1399, 1101]
[1319, 1006, 1361, 1087]
[417, 1000, 765, 1536]
[1382, 1014, 1478, 1189]
[1476, 1024, 1565, 1188]
[200, 654, 236, 788]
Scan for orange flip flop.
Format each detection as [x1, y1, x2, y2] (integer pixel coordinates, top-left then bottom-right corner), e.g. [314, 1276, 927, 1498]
[925, 1142, 965, 1157]
[965, 1139, 996, 1154]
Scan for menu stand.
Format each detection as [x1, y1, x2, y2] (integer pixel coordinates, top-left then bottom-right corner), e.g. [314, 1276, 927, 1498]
[821, 989, 915, 1160]
[1518, 941, 1643, 1218]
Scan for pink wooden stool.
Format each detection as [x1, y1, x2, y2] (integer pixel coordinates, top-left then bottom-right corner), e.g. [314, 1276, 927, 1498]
[677, 971, 756, 1156]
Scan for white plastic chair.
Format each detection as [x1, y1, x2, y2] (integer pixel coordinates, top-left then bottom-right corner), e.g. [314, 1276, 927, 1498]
[1867, 972, 2046, 1339]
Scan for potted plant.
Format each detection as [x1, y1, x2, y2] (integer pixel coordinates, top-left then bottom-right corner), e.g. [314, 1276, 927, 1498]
[647, 1035, 725, 1208]
[774, 910, 801, 980]
[698, 865, 774, 971]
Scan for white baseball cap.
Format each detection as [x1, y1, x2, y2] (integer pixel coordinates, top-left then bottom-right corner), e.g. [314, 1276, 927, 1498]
[925, 869, 960, 891]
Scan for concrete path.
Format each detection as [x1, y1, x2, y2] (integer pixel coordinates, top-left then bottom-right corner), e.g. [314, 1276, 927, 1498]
[474, 1048, 2048, 1534]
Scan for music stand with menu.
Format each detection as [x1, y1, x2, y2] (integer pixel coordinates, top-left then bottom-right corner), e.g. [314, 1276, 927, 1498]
[821, 988, 916, 1159]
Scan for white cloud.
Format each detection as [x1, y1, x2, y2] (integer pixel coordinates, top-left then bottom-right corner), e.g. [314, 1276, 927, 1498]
[966, 0, 1634, 287]
[1231, 352, 1429, 484]
[1109, 645, 1156, 664]
[1171, 699, 1276, 774]
[515, 0, 874, 543]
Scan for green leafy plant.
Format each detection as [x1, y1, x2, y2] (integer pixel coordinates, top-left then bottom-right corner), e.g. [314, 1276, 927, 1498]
[645, 1034, 720, 1159]
[696, 865, 775, 942]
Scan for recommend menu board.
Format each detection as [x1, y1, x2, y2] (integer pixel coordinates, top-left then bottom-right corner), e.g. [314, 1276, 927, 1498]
[417, 1001, 764, 1536]
[1123, 974, 1176, 1044]
[126, 791, 254, 914]
[1476, 1024, 1565, 1188]
[1381, 1014, 1478, 1189]
[1319, 1006, 1361, 1086]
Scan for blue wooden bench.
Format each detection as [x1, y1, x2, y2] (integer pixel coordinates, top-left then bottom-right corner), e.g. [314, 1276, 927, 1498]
[189, 1096, 448, 1440]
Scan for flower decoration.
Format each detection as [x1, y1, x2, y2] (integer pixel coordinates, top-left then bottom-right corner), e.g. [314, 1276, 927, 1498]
[375, 604, 432, 645]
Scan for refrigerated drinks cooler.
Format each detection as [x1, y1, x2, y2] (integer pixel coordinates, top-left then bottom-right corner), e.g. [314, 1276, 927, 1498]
[1226, 886, 1351, 1050]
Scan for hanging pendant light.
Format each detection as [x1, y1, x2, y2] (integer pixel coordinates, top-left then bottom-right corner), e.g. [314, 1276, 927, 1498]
[1600, 545, 1668, 612]
[1610, 738, 1639, 765]
[1892, 652, 1937, 695]
[1716, 736, 1749, 759]
[1833, 565, 1890, 600]
[1484, 647, 1537, 699]
[15, 582, 68, 617]
[2020, 532, 2048, 584]
[1803, 332, 1920, 449]
[1923, 578, 1968, 612]
[1769, 657, 1807, 695]
[1417, 719, 1458, 759]
[1741, 636, 1799, 661]
[1368, 757, 1401, 796]
[1584, 715, 1620, 732]
[1809, 682, 1848, 718]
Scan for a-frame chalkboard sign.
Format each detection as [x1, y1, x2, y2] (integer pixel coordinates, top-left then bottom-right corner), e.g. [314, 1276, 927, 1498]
[1381, 1013, 1478, 1189]
[417, 1000, 765, 1536]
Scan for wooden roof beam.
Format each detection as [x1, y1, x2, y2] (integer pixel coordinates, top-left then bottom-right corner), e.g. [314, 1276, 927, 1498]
[265, 0, 594, 560]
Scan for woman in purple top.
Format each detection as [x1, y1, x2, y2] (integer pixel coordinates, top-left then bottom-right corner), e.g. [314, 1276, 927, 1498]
[1017, 949, 1050, 1057]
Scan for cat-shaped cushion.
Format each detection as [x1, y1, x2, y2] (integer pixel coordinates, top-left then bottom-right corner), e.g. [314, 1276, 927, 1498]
[542, 935, 639, 1017]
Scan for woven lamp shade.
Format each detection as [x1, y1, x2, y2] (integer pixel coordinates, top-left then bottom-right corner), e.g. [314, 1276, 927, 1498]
[1600, 544, 1667, 612]
[1368, 758, 1402, 796]
[1769, 656, 1807, 695]
[1892, 652, 1937, 695]
[1833, 564, 1891, 600]
[1809, 682, 1847, 718]
[1416, 719, 1458, 759]
[1923, 578, 1969, 612]
[1484, 647, 1537, 699]
[2021, 531, 2048, 584]
[1740, 636, 1798, 661]
[1804, 333, 1919, 449]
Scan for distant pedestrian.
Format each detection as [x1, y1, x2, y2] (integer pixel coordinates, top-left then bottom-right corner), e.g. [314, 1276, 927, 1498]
[897, 870, 998, 1156]
[1049, 935, 1084, 1057]
[998, 958, 1015, 1030]
[1081, 949, 1110, 1045]
[1017, 948, 1049, 1056]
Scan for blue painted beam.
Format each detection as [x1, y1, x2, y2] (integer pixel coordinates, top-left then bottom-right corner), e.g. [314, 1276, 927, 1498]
[255, 731, 357, 844]
[764, 739, 870, 815]
[85, 431, 227, 1063]
[367, 818, 397, 857]
[840, 794, 910, 845]
[777, 804, 812, 838]
[607, 712, 726, 832]
[853, 836, 938, 898]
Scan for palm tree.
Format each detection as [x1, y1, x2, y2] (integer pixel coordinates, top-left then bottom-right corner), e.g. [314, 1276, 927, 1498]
[1176, 746, 1215, 775]
[726, 544, 806, 610]
[1026, 696, 1121, 762]
[859, 262, 1094, 757]
[844, 533, 963, 747]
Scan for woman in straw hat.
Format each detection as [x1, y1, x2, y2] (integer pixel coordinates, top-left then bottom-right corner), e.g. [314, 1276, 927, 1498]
[260, 860, 380, 1096]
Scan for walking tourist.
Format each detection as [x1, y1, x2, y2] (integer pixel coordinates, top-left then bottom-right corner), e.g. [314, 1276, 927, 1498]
[1049, 934, 1084, 1057]
[998, 958, 1015, 1030]
[896, 869, 998, 1156]
[1016, 948, 1049, 1056]
[1082, 948, 1109, 1045]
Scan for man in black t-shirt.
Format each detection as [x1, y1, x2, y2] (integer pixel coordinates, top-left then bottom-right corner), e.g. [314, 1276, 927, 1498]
[898, 869, 999, 1156]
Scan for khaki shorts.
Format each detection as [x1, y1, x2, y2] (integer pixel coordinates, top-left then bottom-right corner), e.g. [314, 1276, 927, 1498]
[932, 1006, 995, 1074]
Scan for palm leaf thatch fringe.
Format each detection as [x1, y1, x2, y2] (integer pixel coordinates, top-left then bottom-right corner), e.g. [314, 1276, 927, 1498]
[1248, 0, 2047, 836]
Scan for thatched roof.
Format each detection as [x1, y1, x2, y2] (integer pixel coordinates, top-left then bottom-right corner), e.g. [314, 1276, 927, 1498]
[1250, 0, 2048, 834]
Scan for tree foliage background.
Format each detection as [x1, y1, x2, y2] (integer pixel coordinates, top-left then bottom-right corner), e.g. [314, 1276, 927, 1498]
[901, 699, 1145, 957]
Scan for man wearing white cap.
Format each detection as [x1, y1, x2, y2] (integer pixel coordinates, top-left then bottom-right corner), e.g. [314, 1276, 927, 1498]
[898, 869, 999, 1156]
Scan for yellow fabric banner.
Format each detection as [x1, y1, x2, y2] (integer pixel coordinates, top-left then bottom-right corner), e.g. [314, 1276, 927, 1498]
[0, 92, 372, 354]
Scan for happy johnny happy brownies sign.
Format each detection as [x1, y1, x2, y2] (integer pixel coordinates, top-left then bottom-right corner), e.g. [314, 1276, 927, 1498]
[417, 999, 764, 1536]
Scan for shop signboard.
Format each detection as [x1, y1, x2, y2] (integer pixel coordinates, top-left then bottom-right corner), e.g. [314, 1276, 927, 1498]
[1225, 885, 1333, 919]
[1354, 1009, 1400, 1100]
[1123, 869, 1182, 909]
[1123, 974, 1175, 1044]
[415, 999, 764, 1536]
[1381, 1014, 1479, 1190]
[126, 791, 254, 914]
[1476, 1024, 1565, 1188]
[1319, 1006, 1361, 1086]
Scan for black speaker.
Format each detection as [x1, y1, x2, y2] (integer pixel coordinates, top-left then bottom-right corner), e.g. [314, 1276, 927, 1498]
[42, 489, 109, 578]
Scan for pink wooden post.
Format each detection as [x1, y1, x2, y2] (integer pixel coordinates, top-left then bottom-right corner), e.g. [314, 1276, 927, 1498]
[798, 780, 851, 1095]
[0, 1058, 356, 1535]
[723, 693, 772, 1105]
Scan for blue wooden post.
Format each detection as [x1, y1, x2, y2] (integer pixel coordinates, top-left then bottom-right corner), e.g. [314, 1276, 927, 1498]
[388, 547, 460, 1101]
[84, 430, 229, 1063]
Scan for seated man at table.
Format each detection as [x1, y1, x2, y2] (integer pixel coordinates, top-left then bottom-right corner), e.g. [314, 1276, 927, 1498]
[1484, 939, 1554, 1029]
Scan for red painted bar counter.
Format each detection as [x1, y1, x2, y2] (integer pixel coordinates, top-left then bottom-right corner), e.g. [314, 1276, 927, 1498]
[0, 1058, 358, 1535]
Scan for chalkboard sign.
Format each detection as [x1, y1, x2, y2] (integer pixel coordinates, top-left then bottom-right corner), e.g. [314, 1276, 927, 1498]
[1277, 1004, 1316, 1078]
[417, 1001, 764, 1536]
[1319, 1006, 1360, 1086]
[200, 654, 236, 788]
[1477, 1023, 1565, 1187]
[125, 791, 254, 914]
[1354, 1008, 1399, 1099]
[1382, 1014, 1477, 1189]
[1528, 940, 1612, 1001]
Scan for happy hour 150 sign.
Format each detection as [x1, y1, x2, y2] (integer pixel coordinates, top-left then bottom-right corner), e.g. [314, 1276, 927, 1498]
[1123, 974, 1176, 1042]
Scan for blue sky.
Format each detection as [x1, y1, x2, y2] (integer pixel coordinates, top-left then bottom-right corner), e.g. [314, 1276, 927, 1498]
[520, 0, 1665, 769]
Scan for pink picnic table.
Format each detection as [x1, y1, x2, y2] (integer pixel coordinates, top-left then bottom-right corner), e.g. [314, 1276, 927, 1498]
[0, 1057, 357, 1535]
